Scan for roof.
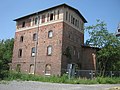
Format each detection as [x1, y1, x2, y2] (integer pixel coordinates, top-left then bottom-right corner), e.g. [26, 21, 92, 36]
[14, 3, 87, 23]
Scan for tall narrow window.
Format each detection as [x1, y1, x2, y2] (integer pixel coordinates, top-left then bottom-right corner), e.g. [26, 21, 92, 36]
[48, 30, 53, 38]
[47, 46, 52, 56]
[33, 33, 37, 41]
[16, 64, 21, 72]
[57, 10, 59, 19]
[18, 49, 22, 58]
[69, 13, 70, 22]
[78, 52, 80, 59]
[45, 64, 51, 75]
[31, 47, 35, 57]
[47, 13, 49, 22]
[42, 15, 45, 23]
[50, 13, 53, 21]
[29, 64, 34, 74]
[35, 17, 38, 25]
[20, 36, 24, 42]
[66, 11, 68, 21]
[22, 21, 25, 27]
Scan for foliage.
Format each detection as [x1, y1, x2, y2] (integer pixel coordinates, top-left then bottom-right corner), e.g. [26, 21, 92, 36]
[3, 71, 120, 84]
[85, 20, 120, 76]
[0, 38, 14, 80]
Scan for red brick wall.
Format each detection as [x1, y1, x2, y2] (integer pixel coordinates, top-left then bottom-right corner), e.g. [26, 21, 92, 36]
[12, 22, 63, 76]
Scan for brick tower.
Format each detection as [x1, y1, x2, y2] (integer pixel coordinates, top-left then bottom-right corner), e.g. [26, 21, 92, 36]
[11, 4, 88, 76]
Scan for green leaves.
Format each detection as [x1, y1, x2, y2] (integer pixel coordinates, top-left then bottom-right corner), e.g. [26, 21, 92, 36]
[0, 38, 14, 79]
[85, 20, 120, 75]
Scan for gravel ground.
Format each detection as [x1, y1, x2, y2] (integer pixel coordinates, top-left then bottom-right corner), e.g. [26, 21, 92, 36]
[0, 81, 120, 90]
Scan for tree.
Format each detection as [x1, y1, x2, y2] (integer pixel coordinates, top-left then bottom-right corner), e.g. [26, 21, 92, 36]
[85, 20, 120, 76]
[0, 38, 14, 79]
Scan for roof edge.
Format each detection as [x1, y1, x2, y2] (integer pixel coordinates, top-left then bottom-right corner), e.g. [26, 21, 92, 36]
[14, 3, 87, 23]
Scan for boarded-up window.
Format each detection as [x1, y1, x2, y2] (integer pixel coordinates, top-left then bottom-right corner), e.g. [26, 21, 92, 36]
[45, 64, 51, 75]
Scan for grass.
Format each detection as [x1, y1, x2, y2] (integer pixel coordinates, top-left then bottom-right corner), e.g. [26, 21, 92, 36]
[2, 71, 120, 84]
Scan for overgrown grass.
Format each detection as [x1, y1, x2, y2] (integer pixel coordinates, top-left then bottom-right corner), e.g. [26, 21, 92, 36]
[2, 71, 120, 84]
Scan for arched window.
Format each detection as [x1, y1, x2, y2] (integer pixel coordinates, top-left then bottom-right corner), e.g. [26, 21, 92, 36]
[47, 46, 52, 56]
[33, 33, 37, 41]
[48, 30, 53, 38]
[16, 64, 21, 72]
[29, 64, 34, 74]
[31, 47, 35, 57]
[45, 64, 51, 75]
[18, 49, 22, 58]
[20, 36, 24, 42]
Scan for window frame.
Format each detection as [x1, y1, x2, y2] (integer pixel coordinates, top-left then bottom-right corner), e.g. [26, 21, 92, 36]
[48, 30, 53, 38]
[31, 47, 35, 57]
[33, 33, 37, 41]
[47, 45, 52, 56]
[20, 36, 24, 42]
[18, 49, 22, 58]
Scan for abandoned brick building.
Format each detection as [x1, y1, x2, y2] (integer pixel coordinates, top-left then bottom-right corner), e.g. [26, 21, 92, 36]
[11, 4, 97, 76]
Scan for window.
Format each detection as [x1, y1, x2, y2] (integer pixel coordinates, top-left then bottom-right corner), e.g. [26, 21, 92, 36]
[75, 19, 77, 26]
[69, 13, 70, 22]
[20, 36, 24, 42]
[29, 64, 34, 74]
[48, 30, 53, 38]
[42, 15, 45, 23]
[66, 11, 68, 21]
[16, 64, 21, 72]
[35, 17, 38, 25]
[57, 10, 59, 19]
[45, 64, 51, 75]
[50, 13, 53, 21]
[18, 49, 22, 58]
[22, 21, 25, 27]
[31, 47, 35, 57]
[47, 13, 49, 21]
[73, 17, 75, 25]
[33, 33, 37, 41]
[47, 46, 52, 56]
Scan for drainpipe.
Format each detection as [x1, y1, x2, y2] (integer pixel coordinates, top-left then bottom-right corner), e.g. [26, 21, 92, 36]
[34, 12, 39, 74]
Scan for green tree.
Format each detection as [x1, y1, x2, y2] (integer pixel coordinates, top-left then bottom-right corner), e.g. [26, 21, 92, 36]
[85, 20, 120, 76]
[0, 38, 14, 79]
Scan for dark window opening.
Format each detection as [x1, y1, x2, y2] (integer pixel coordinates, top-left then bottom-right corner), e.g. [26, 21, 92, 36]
[22, 21, 25, 27]
[57, 10, 59, 19]
[18, 49, 22, 58]
[20, 36, 24, 42]
[66, 11, 68, 20]
[33, 33, 37, 41]
[42, 15, 45, 23]
[35, 17, 38, 25]
[50, 13, 53, 21]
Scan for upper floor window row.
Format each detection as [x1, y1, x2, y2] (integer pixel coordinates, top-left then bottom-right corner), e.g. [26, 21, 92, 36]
[17, 10, 60, 29]
[65, 11, 84, 29]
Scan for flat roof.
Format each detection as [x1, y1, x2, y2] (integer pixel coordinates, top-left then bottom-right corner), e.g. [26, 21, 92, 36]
[14, 3, 87, 23]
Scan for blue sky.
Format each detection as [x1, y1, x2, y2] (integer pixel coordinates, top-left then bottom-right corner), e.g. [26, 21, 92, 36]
[0, 0, 120, 42]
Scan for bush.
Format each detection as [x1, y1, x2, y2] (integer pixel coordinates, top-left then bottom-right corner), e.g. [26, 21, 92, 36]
[3, 71, 120, 84]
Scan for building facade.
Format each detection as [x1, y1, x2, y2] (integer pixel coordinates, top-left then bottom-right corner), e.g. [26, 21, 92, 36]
[11, 4, 96, 76]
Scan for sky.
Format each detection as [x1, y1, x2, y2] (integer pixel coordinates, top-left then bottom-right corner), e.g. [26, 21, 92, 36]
[0, 0, 120, 42]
